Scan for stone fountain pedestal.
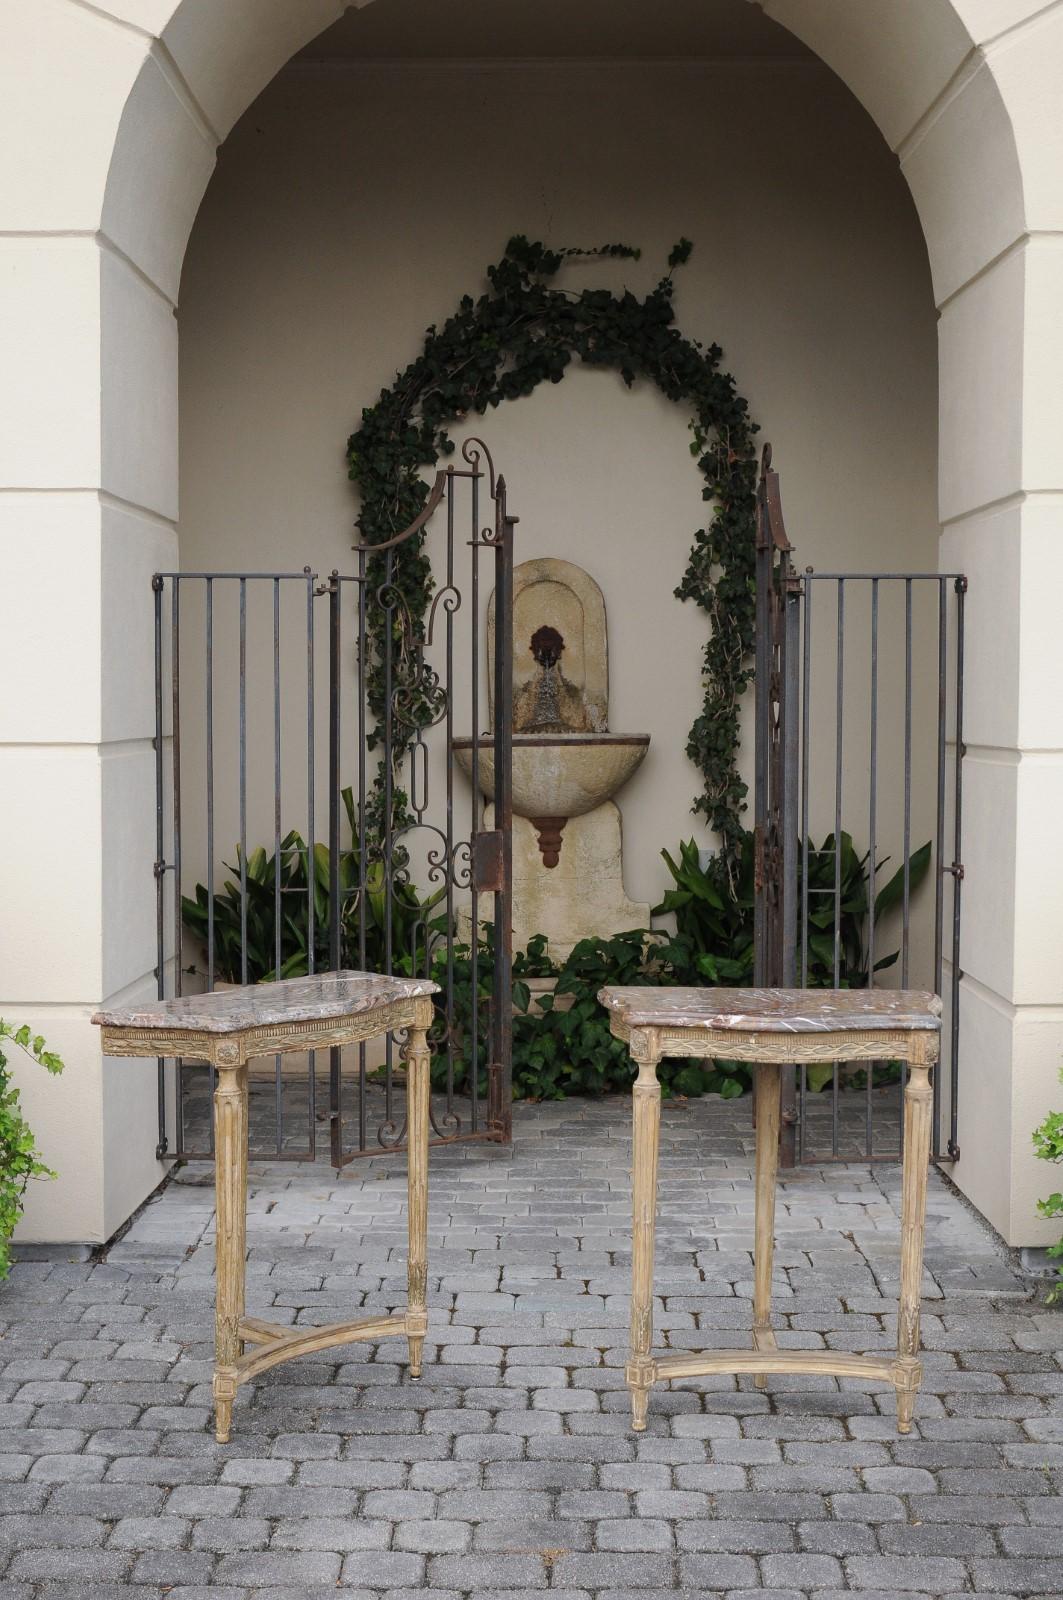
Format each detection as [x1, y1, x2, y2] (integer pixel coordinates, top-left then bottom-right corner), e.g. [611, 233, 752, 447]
[456, 556, 651, 963]
[476, 801, 649, 963]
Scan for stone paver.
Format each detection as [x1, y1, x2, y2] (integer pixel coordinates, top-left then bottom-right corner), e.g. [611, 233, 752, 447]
[2, 1094, 1059, 1596]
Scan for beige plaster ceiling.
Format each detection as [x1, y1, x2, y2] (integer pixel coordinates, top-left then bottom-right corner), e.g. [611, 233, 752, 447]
[296, 0, 812, 62]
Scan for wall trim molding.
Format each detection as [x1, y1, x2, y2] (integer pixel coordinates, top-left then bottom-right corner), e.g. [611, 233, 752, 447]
[281, 54, 828, 75]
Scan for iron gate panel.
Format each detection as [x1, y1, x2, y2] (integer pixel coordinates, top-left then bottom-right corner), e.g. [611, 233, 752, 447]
[753, 448, 966, 1166]
[152, 440, 514, 1164]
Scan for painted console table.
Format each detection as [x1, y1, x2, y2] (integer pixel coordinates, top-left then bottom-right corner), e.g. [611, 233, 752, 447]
[93, 971, 437, 1442]
[598, 986, 942, 1434]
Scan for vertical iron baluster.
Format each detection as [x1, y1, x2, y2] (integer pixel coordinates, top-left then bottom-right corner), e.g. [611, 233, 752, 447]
[172, 579, 186, 1155]
[902, 578, 913, 987]
[206, 579, 215, 992]
[328, 572, 342, 1167]
[238, 578, 248, 986]
[469, 473, 480, 1133]
[899, 579, 913, 1159]
[800, 575, 811, 989]
[833, 581, 844, 985]
[383, 551, 395, 1136]
[305, 569, 316, 1159]
[832, 581, 844, 1157]
[752, 470, 771, 989]
[949, 578, 966, 1160]
[932, 578, 948, 1155]
[444, 470, 456, 1124]
[206, 578, 216, 1152]
[780, 555, 800, 1164]
[153, 576, 167, 1158]
[798, 574, 811, 1162]
[273, 578, 283, 1155]
[781, 559, 800, 988]
[867, 578, 879, 1158]
[358, 553, 368, 1155]
[493, 476, 515, 1137]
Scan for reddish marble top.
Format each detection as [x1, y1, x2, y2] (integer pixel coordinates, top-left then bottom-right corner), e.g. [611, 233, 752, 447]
[92, 971, 437, 1036]
[598, 986, 942, 1033]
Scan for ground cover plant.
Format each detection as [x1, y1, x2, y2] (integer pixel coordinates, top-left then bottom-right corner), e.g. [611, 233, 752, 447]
[0, 1020, 63, 1279]
[184, 818, 931, 1102]
[1032, 1069, 1063, 1303]
[182, 787, 443, 985]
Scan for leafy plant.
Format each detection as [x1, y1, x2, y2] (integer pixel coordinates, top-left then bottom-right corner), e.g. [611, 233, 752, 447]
[654, 830, 932, 1093]
[1032, 1069, 1063, 1304]
[420, 927, 747, 1104]
[0, 1021, 64, 1281]
[800, 832, 932, 988]
[655, 830, 931, 993]
[347, 236, 759, 859]
[653, 833, 755, 987]
[182, 787, 444, 985]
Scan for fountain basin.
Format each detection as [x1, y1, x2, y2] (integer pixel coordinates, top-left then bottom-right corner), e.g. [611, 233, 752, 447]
[454, 732, 650, 821]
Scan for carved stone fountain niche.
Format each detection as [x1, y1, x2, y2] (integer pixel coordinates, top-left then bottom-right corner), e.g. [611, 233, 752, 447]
[456, 558, 650, 960]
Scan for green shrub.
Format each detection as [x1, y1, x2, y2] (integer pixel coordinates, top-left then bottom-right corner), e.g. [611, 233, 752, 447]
[654, 829, 930, 991]
[0, 1021, 64, 1281]
[1032, 1070, 1063, 1304]
[183, 810, 932, 1106]
[182, 787, 443, 985]
[417, 927, 750, 1103]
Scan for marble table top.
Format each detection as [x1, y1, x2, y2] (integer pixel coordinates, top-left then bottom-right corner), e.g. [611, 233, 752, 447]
[92, 971, 438, 1036]
[598, 986, 942, 1033]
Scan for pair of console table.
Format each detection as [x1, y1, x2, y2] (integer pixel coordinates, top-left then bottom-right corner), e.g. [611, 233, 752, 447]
[95, 975, 939, 1441]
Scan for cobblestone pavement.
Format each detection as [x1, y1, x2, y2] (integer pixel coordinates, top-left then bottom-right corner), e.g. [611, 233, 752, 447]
[1, 1094, 1059, 1599]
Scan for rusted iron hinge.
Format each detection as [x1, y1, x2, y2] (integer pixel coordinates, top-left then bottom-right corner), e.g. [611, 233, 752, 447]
[946, 861, 965, 880]
[472, 830, 505, 894]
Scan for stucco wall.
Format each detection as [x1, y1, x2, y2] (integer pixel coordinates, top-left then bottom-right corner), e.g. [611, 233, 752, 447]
[5, 0, 1062, 1249]
[178, 57, 940, 939]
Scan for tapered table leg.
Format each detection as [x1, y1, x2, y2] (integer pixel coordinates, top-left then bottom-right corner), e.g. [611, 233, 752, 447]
[627, 1033, 662, 1430]
[212, 1055, 248, 1444]
[404, 1008, 431, 1378]
[896, 1041, 934, 1433]
[752, 1061, 781, 1387]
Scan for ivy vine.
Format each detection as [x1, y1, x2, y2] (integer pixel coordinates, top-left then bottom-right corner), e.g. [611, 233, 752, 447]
[346, 236, 758, 856]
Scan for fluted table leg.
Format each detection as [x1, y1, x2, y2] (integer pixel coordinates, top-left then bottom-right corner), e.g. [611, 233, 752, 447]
[752, 1062, 781, 1386]
[212, 1054, 248, 1444]
[404, 1009, 431, 1378]
[627, 1031, 662, 1430]
[896, 1038, 933, 1433]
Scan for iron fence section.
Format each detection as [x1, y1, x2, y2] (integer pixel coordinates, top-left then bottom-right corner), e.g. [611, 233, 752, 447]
[795, 570, 965, 1164]
[753, 449, 966, 1166]
[152, 442, 514, 1165]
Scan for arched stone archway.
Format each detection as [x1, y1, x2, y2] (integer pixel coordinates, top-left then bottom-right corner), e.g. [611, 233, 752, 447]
[2, 0, 1060, 1245]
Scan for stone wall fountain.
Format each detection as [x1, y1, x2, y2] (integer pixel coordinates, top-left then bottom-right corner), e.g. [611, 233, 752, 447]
[455, 558, 650, 959]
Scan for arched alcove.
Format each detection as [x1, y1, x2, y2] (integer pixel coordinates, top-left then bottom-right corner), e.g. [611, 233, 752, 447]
[2, 0, 1061, 1246]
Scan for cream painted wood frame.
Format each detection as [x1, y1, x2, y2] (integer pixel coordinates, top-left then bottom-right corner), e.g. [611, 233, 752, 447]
[605, 1003, 938, 1435]
[98, 992, 433, 1443]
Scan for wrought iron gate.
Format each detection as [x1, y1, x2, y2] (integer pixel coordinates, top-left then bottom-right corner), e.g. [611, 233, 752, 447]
[152, 439, 514, 1165]
[753, 446, 966, 1166]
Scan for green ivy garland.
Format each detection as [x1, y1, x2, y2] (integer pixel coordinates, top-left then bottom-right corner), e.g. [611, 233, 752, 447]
[346, 236, 758, 856]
